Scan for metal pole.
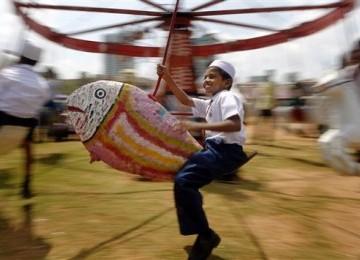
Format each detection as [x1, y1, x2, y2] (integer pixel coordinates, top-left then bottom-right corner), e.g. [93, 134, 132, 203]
[151, 0, 181, 98]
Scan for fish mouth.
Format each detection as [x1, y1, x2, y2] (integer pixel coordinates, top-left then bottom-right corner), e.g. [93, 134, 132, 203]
[66, 105, 87, 136]
[67, 105, 85, 114]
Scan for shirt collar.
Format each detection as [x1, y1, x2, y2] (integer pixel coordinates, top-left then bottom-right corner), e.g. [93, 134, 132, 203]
[211, 89, 228, 101]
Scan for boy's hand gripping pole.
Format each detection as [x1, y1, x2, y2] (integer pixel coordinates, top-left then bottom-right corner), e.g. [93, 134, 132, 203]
[149, 0, 181, 100]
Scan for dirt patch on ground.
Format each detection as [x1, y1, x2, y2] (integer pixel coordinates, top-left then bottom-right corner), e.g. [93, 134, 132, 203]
[318, 203, 360, 258]
[246, 215, 305, 259]
[240, 125, 360, 259]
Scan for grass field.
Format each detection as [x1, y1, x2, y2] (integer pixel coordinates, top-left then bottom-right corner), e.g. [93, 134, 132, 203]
[0, 127, 359, 260]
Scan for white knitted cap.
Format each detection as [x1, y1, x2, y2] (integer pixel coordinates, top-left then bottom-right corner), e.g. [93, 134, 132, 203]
[21, 40, 42, 61]
[208, 60, 235, 79]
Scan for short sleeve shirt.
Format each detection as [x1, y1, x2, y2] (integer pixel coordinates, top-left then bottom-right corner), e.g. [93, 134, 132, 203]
[192, 90, 247, 145]
[0, 64, 50, 118]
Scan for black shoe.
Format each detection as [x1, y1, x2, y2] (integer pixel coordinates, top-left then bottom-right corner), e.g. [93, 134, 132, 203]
[188, 229, 221, 260]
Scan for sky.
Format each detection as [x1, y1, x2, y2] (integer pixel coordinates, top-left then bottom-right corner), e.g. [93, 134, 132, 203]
[1, 0, 360, 83]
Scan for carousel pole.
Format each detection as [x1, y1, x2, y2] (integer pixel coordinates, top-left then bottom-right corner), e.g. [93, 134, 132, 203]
[151, 0, 181, 98]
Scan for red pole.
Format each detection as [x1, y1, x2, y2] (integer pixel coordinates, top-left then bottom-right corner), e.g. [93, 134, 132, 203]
[151, 0, 181, 98]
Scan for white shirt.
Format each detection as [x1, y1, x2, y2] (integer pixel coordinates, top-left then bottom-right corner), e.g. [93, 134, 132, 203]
[0, 64, 50, 118]
[192, 90, 247, 145]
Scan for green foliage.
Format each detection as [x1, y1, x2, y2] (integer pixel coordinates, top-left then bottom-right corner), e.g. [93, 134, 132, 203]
[61, 80, 80, 95]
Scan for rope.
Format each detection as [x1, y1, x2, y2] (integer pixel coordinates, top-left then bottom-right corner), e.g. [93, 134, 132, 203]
[150, 0, 181, 99]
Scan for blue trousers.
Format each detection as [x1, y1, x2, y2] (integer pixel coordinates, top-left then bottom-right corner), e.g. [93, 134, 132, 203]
[174, 138, 247, 235]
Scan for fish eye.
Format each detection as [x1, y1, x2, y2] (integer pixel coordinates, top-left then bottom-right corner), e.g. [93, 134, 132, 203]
[94, 88, 106, 99]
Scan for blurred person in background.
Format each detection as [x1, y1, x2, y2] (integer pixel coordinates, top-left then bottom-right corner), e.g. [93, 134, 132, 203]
[347, 39, 360, 162]
[0, 40, 51, 198]
[253, 70, 277, 143]
[350, 39, 360, 96]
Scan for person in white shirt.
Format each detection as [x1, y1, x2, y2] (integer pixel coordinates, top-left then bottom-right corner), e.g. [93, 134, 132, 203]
[349, 40, 360, 99]
[0, 40, 50, 198]
[157, 60, 247, 260]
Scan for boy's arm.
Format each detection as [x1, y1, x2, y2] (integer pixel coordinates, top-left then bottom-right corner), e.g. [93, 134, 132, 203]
[157, 64, 194, 107]
[181, 115, 241, 132]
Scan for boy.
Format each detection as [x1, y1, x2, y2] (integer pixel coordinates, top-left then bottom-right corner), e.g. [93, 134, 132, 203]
[157, 60, 247, 260]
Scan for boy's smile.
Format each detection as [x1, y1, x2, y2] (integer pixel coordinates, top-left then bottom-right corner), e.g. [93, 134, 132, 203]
[203, 67, 229, 94]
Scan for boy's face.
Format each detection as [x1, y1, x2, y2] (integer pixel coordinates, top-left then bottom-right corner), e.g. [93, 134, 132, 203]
[203, 67, 230, 95]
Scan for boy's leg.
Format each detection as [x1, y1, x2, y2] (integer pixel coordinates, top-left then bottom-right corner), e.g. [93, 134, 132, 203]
[174, 139, 248, 259]
[174, 149, 220, 259]
[174, 139, 247, 235]
[174, 149, 214, 236]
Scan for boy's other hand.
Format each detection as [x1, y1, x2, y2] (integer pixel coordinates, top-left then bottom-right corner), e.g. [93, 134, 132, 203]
[177, 120, 201, 131]
[157, 64, 167, 76]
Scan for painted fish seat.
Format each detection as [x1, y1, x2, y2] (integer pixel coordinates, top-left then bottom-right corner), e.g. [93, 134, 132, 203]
[67, 80, 257, 181]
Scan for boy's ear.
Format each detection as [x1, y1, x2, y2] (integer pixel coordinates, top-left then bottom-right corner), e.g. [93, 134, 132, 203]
[226, 79, 232, 88]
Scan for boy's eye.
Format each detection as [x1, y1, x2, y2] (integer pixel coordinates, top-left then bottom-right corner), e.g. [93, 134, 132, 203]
[205, 74, 216, 80]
